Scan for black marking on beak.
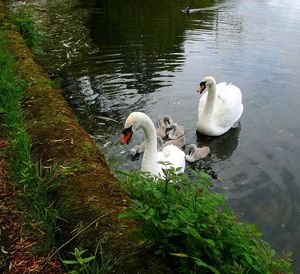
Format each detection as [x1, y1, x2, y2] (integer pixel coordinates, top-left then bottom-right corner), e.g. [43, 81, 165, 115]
[199, 81, 207, 94]
[121, 126, 133, 144]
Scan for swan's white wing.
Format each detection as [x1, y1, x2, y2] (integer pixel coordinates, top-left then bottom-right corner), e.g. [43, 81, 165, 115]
[158, 145, 185, 173]
[214, 82, 243, 128]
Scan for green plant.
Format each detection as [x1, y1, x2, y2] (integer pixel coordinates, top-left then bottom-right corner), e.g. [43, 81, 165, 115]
[8, 7, 42, 49]
[63, 247, 96, 274]
[117, 169, 292, 273]
[63, 244, 115, 274]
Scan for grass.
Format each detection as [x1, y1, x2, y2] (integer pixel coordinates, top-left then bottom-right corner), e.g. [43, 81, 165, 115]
[7, 6, 42, 50]
[117, 168, 293, 273]
[0, 30, 60, 253]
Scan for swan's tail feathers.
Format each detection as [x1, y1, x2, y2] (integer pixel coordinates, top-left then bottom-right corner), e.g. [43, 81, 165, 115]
[236, 103, 244, 122]
[232, 121, 240, 129]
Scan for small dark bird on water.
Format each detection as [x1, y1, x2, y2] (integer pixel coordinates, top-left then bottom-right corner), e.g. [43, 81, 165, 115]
[186, 6, 190, 15]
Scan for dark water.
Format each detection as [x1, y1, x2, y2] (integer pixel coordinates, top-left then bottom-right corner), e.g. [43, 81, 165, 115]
[36, 0, 300, 270]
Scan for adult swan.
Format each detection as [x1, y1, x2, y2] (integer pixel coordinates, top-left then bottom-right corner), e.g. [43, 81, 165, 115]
[197, 76, 243, 136]
[121, 112, 185, 177]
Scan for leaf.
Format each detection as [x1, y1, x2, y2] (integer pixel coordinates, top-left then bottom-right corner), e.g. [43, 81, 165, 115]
[0, 107, 6, 114]
[269, 249, 276, 258]
[82, 255, 95, 264]
[170, 252, 189, 258]
[244, 254, 252, 265]
[62, 260, 80, 265]
[252, 264, 261, 272]
[148, 207, 155, 217]
[203, 239, 215, 248]
[192, 257, 220, 274]
[69, 271, 79, 274]
[184, 226, 201, 240]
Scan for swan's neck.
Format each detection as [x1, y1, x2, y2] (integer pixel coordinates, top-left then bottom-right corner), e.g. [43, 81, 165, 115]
[203, 82, 216, 117]
[140, 118, 159, 172]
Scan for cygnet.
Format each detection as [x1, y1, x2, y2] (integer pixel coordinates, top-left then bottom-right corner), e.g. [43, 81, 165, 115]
[156, 115, 174, 138]
[185, 144, 210, 162]
[167, 123, 185, 140]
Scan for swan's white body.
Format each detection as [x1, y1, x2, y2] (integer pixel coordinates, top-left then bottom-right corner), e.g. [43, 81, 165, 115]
[123, 112, 185, 177]
[197, 76, 243, 136]
[185, 144, 210, 162]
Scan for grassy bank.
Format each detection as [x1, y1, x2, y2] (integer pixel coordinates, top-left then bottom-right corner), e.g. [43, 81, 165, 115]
[0, 29, 63, 271]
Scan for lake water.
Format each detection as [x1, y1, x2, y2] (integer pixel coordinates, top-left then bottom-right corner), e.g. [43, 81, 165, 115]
[36, 0, 300, 270]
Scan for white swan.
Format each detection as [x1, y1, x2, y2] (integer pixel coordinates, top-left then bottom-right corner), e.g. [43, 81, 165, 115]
[121, 112, 185, 177]
[197, 76, 243, 136]
[185, 144, 210, 162]
[167, 123, 185, 140]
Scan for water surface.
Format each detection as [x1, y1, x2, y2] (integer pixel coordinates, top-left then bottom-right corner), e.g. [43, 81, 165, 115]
[37, 0, 300, 270]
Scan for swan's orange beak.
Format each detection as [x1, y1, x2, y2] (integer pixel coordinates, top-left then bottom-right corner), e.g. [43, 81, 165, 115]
[121, 127, 133, 145]
[198, 81, 206, 94]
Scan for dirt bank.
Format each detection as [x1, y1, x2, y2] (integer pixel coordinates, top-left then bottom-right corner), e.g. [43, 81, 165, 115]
[0, 1, 172, 272]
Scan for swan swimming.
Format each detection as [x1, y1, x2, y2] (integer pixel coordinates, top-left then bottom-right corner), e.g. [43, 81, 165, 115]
[121, 112, 185, 177]
[197, 76, 243, 136]
[185, 144, 210, 162]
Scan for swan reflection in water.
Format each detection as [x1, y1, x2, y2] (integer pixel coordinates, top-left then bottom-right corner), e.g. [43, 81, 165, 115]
[196, 124, 241, 161]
